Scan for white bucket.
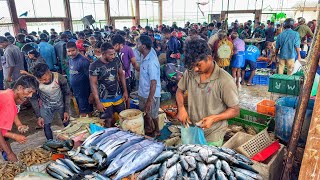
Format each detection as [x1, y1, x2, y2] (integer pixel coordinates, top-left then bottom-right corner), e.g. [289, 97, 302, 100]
[119, 109, 145, 135]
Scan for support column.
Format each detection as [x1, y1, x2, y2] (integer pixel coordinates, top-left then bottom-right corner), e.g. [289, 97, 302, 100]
[104, 0, 111, 25]
[158, 0, 162, 25]
[135, 0, 140, 26]
[63, 0, 73, 31]
[7, 0, 20, 35]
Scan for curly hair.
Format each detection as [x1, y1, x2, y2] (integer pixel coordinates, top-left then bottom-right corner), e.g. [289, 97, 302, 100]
[184, 38, 212, 69]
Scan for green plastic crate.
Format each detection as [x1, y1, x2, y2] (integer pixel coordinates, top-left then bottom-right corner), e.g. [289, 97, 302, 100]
[227, 109, 274, 133]
[268, 74, 302, 96]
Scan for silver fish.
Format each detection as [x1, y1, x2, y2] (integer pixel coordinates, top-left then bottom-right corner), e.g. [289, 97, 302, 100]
[72, 153, 97, 164]
[221, 160, 232, 176]
[215, 159, 222, 170]
[58, 158, 81, 173]
[189, 171, 200, 180]
[199, 148, 211, 162]
[146, 174, 159, 180]
[159, 161, 168, 177]
[233, 170, 255, 180]
[82, 130, 106, 147]
[96, 131, 130, 148]
[153, 151, 175, 164]
[47, 162, 73, 178]
[185, 152, 202, 161]
[207, 155, 218, 164]
[105, 150, 138, 176]
[176, 163, 183, 180]
[114, 142, 164, 180]
[46, 167, 64, 180]
[196, 162, 208, 180]
[105, 140, 154, 176]
[137, 163, 161, 180]
[166, 154, 180, 168]
[89, 128, 120, 146]
[232, 167, 262, 180]
[164, 163, 178, 180]
[216, 170, 228, 180]
[67, 146, 81, 157]
[205, 164, 216, 180]
[234, 153, 253, 165]
[179, 155, 189, 172]
[184, 156, 197, 171]
[92, 172, 110, 180]
[218, 147, 237, 156]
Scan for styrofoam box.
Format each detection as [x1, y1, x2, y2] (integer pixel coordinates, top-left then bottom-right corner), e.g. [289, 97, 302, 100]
[223, 132, 285, 180]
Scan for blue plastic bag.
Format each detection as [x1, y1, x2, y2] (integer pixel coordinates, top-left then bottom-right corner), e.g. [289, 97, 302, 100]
[89, 123, 105, 134]
[181, 126, 207, 145]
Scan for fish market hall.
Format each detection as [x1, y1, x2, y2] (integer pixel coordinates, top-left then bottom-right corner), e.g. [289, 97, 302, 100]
[0, 0, 319, 179]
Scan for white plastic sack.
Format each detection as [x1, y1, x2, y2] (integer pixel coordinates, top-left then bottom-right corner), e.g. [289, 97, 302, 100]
[293, 60, 302, 74]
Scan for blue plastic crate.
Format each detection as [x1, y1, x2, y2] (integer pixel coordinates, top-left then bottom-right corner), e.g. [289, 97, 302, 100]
[257, 61, 268, 69]
[268, 62, 276, 69]
[252, 75, 270, 85]
[244, 70, 251, 80]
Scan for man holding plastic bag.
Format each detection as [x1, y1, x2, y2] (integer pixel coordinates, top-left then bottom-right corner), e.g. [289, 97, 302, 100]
[176, 38, 240, 147]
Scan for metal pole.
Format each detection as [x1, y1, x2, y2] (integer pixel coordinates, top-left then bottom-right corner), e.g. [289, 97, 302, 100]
[281, 2, 320, 179]
[184, 0, 186, 25]
[227, 0, 230, 19]
[197, 2, 199, 23]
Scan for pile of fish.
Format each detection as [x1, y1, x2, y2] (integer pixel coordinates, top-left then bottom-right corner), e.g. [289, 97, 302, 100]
[42, 139, 74, 153]
[225, 125, 258, 140]
[163, 125, 181, 147]
[18, 147, 52, 166]
[46, 128, 164, 180]
[136, 144, 262, 180]
[0, 162, 26, 179]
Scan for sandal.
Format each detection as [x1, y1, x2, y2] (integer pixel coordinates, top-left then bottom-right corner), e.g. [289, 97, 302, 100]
[240, 81, 245, 85]
[246, 83, 256, 86]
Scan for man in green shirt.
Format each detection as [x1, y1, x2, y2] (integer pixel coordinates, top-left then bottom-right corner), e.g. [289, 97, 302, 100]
[295, 18, 314, 49]
[176, 38, 240, 146]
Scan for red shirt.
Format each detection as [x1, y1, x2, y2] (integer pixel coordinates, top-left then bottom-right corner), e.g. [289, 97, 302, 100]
[0, 89, 18, 136]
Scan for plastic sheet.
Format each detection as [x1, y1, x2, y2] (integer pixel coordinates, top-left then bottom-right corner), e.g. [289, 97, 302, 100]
[89, 123, 105, 134]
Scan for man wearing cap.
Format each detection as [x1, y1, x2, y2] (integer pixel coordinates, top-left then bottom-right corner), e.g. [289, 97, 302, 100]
[0, 36, 25, 89]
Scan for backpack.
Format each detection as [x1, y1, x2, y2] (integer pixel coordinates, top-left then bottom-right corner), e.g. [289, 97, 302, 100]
[216, 38, 233, 67]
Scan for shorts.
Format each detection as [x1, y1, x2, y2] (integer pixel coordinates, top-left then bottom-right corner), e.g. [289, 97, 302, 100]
[138, 96, 160, 119]
[75, 95, 93, 114]
[40, 105, 64, 124]
[241, 60, 257, 71]
[100, 102, 125, 119]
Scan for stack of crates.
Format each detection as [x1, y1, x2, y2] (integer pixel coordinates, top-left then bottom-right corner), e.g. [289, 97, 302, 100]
[244, 61, 271, 85]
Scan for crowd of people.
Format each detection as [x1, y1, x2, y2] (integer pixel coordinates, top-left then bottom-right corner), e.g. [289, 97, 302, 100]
[0, 16, 316, 161]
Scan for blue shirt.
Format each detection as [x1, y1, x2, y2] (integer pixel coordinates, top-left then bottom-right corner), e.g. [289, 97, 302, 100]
[138, 48, 161, 98]
[245, 45, 261, 62]
[38, 42, 57, 70]
[69, 54, 90, 96]
[276, 29, 300, 59]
